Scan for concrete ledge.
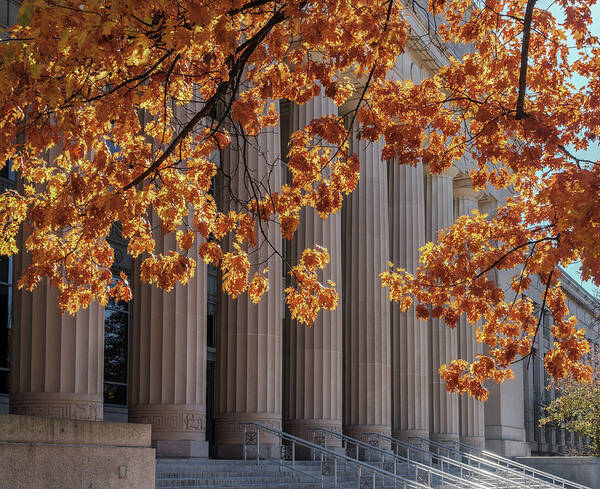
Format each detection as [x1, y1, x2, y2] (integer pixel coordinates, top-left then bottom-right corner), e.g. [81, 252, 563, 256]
[515, 456, 600, 489]
[0, 444, 155, 489]
[155, 439, 209, 458]
[0, 413, 150, 447]
[0, 414, 155, 489]
[485, 438, 529, 457]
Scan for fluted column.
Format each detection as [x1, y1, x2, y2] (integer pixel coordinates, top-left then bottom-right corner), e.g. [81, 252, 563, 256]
[129, 213, 208, 458]
[454, 180, 485, 449]
[215, 108, 283, 458]
[388, 162, 429, 441]
[425, 167, 460, 442]
[10, 234, 104, 421]
[284, 95, 343, 447]
[342, 129, 391, 441]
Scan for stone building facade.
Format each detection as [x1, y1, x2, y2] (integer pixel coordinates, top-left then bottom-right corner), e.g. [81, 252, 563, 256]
[0, 0, 598, 460]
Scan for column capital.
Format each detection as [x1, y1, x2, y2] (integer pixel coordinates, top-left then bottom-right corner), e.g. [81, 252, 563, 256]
[424, 165, 459, 179]
[453, 178, 479, 201]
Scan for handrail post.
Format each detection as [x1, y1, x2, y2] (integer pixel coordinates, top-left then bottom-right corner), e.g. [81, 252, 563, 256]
[357, 466, 361, 489]
[256, 429, 260, 466]
[333, 456, 338, 489]
[292, 440, 296, 470]
[320, 451, 324, 484]
[243, 424, 247, 461]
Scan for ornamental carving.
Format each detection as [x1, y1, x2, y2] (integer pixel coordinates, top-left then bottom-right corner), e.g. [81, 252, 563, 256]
[11, 399, 103, 421]
[130, 410, 206, 433]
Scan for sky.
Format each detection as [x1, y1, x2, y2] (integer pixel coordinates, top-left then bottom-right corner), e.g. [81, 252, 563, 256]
[542, 1, 600, 297]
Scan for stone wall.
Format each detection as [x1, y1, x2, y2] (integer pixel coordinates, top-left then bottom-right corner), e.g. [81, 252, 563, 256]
[0, 414, 155, 489]
[516, 456, 600, 489]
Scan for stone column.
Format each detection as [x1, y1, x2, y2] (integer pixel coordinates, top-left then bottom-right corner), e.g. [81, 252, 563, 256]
[215, 108, 283, 458]
[388, 162, 429, 441]
[453, 180, 485, 448]
[425, 167, 460, 443]
[129, 213, 208, 458]
[284, 95, 343, 447]
[342, 129, 392, 441]
[485, 294, 529, 458]
[10, 234, 104, 421]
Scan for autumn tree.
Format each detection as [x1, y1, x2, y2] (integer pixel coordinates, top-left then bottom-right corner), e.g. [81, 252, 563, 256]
[0, 0, 599, 400]
[540, 348, 600, 456]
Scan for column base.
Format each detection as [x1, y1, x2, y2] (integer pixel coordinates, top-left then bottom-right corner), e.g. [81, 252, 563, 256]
[154, 440, 209, 458]
[10, 392, 103, 421]
[215, 442, 281, 460]
[285, 419, 343, 447]
[344, 424, 391, 442]
[283, 418, 345, 459]
[429, 432, 460, 444]
[392, 430, 431, 463]
[393, 429, 429, 444]
[459, 436, 485, 450]
[343, 424, 391, 461]
[214, 413, 282, 459]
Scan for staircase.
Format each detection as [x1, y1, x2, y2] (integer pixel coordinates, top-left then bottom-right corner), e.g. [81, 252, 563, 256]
[155, 424, 591, 489]
[156, 459, 322, 489]
[156, 459, 413, 489]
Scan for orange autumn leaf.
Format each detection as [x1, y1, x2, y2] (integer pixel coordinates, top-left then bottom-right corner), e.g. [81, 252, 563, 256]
[1, 0, 599, 400]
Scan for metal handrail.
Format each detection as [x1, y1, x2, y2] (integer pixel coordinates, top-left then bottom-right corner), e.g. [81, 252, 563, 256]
[240, 422, 431, 489]
[368, 432, 536, 489]
[310, 427, 489, 489]
[423, 438, 590, 489]
[446, 439, 591, 489]
[414, 438, 549, 488]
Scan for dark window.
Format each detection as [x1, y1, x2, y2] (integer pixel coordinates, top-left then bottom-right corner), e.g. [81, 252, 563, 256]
[103, 295, 128, 405]
[0, 256, 12, 393]
[207, 264, 217, 351]
[207, 313, 216, 350]
[0, 156, 14, 393]
[104, 226, 131, 405]
[0, 1, 21, 31]
[0, 159, 14, 183]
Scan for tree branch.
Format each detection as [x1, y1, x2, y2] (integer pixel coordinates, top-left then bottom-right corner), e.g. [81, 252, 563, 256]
[123, 7, 288, 191]
[515, 0, 537, 120]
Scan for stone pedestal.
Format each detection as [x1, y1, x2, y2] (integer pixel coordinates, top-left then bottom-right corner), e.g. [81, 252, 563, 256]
[342, 130, 391, 441]
[388, 162, 429, 442]
[129, 214, 208, 458]
[0, 414, 155, 489]
[283, 95, 343, 451]
[215, 111, 283, 459]
[454, 182, 485, 449]
[425, 169, 459, 443]
[10, 235, 104, 421]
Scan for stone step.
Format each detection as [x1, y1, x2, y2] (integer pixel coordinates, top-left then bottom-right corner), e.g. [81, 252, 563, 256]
[157, 480, 324, 488]
[156, 481, 332, 489]
[155, 456, 505, 489]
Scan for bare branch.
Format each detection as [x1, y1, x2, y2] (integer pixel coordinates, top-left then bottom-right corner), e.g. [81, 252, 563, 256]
[515, 0, 537, 120]
[123, 6, 289, 191]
